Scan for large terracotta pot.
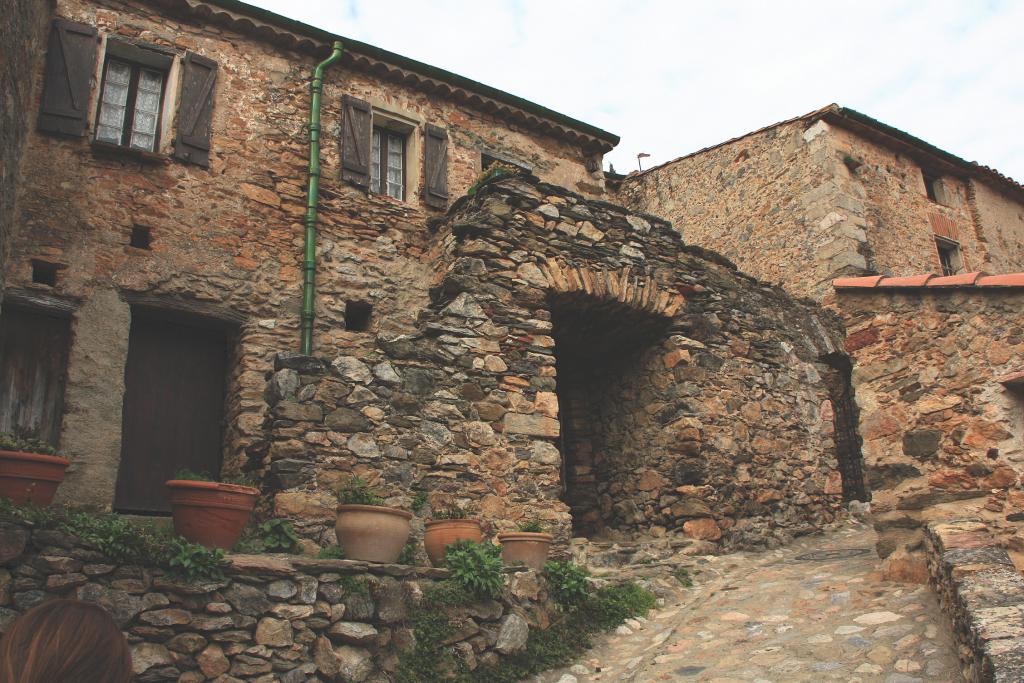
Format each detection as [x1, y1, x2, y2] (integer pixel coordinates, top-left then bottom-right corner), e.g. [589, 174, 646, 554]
[335, 504, 413, 563]
[0, 450, 70, 506]
[497, 531, 554, 571]
[166, 480, 259, 549]
[424, 519, 483, 567]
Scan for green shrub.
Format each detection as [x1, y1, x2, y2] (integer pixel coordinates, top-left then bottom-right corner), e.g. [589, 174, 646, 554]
[397, 541, 419, 565]
[544, 560, 590, 609]
[167, 538, 227, 582]
[444, 540, 504, 599]
[317, 545, 346, 560]
[673, 567, 693, 587]
[517, 519, 545, 533]
[236, 519, 300, 554]
[334, 476, 384, 506]
[0, 430, 59, 456]
[411, 491, 427, 513]
[174, 468, 215, 482]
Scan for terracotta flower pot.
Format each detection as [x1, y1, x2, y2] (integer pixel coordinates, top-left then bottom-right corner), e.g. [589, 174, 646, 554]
[424, 519, 484, 567]
[0, 450, 70, 506]
[497, 531, 554, 571]
[335, 504, 413, 563]
[166, 480, 259, 549]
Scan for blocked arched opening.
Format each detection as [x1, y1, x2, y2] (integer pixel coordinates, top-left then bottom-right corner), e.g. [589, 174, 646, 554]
[549, 291, 673, 537]
[820, 352, 869, 502]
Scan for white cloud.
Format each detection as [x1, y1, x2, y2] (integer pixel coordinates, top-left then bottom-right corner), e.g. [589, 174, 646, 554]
[246, 0, 1024, 181]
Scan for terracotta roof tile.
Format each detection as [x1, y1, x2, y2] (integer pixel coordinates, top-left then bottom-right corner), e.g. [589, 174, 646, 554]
[832, 275, 884, 288]
[927, 272, 984, 287]
[834, 272, 1024, 291]
[878, 274, 934, 288]
[976, 273, 1024, 287]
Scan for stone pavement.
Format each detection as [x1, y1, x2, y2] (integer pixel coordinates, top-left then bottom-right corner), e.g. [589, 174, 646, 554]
[538, 522, 963, 683]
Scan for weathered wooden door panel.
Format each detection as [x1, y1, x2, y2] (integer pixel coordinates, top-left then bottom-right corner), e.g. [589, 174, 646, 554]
[114, 314, 227, 513]
[0, 307, 71, 446]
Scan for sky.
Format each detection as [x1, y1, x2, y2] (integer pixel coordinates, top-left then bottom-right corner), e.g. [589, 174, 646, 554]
[244, 0, 1024, 181]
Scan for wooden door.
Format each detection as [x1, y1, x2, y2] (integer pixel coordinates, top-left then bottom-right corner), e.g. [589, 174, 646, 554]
[114, 313, 227, 513]
[0, 307, 71, 446]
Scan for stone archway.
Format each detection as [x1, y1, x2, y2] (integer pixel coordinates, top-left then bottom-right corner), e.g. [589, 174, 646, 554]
[537, 262, 684, 537]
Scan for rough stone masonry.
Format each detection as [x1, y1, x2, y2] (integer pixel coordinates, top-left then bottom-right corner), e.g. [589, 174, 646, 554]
[257, 174, 852, 552]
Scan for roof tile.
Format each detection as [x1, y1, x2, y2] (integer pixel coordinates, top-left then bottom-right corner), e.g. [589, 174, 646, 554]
[878, 274, 934, 288]
[927, 272, 984, 287]
[832, 275, 884, 288]
[976, 273, 1024, 287]
[835, 272, 1024, 291]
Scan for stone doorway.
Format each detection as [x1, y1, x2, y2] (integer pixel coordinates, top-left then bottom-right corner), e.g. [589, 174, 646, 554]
[550, 292, 672, 537]
[821, 353, 869, 502]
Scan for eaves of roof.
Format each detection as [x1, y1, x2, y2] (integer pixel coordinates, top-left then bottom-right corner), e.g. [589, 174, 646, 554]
[152, 0, 620, 152]
[627, 103, 1024, 200]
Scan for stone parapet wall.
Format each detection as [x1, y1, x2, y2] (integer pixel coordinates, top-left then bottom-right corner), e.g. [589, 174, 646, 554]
[924, 519, 1024, 682]
[837, 287, 1024, 580]
[0, 520, 552, 682]
[257, 174, 850, 551]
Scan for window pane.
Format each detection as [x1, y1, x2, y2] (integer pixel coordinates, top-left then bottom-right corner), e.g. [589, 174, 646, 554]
[135, 90, 160, 114]
[386, 133, 403, 200]
[133, 111, 157, 135]
[371, 129, 381, 193]
[130, 133, 154, 151]
[97, 63, 131, 145]
[138, 69, 163, 93]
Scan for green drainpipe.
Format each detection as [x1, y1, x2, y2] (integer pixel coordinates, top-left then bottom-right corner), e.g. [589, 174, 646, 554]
[300, 40, 344, 355]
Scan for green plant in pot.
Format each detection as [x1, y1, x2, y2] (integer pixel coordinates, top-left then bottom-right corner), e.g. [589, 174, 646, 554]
[334, 476, 412, 563]
[0, 429, 70, 506]
[497, 519, 554, 570]
[165, 469, 260, 550]
[423, 501, 483, 567]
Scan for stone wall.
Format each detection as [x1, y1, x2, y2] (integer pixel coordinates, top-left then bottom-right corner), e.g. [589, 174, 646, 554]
[0, 0, 52, 305]
[257, 173, 850, 552]
[836, 284, 1024, 580]
[924, 519, 1024, 682]
[616, 118, 854, 302]
[0, 520, 554, 682]
[972, 179, 1024, 275]
[1, 0, 606, 509]
[616, 113, 1024, 304]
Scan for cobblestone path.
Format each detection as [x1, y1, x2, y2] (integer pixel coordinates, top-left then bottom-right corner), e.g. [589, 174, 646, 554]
[539, 522, 963, 683]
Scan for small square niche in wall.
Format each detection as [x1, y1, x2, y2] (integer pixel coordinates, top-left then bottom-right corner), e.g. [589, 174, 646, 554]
[130, 225, 152, 249]
[345, 301, 373, 332]
[31, 260, 60, 286]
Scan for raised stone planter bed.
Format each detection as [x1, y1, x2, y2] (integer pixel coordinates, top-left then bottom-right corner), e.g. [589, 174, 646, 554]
[925, 519, 1024, 682]
[0, 520, 557, 682]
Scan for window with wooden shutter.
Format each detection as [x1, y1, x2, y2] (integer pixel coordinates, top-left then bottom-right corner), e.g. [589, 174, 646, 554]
[423, 124, 449, 209]
[38, 18, 99, 136]
[341, 95, 372, 188]
[173, 52, 218, 167]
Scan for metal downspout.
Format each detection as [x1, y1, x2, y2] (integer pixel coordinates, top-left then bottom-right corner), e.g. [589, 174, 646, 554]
[300, 40, 344, 355]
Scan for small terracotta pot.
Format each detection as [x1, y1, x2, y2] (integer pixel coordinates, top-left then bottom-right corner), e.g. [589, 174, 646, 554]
[166, 480, 259, 549]
[0, 450, 70, 506]
[335, 504, 413, 563]
[497, 531, 554, 571]
[424, 519, 484, 567]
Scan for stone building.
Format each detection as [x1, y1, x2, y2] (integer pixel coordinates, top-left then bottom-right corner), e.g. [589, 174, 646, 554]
[616, 104, 1024, 303]
[0, 0, 614, 513]
[834, 272, 1024, 580]
[0, 0, 861, 554]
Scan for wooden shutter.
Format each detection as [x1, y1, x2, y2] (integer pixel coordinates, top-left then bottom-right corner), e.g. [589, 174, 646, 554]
[341, 95, 371, 188]
[173, 52, 217, 167]
[38, 18, 98, 136]
[423, 123, 449, 209]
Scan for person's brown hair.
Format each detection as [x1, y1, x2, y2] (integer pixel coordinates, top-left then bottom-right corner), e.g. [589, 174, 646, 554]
[0, 599, 133, 683]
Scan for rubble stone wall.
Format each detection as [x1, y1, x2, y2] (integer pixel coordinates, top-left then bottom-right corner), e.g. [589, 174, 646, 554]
[971, 179, 1024, 275]
[617, 117, 1024, 304]
[837, 287, 1024, 580]
[2, 0, 604, 509]
[0, 0, 52, 304]
[924, 519, 1024, 682]
[258, 175, 850, 551]
[0, 520, 552, 682]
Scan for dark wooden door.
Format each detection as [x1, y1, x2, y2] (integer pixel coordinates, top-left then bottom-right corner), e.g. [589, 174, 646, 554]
[114, 314, 227, 513]
[0, 307, 71, 446]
